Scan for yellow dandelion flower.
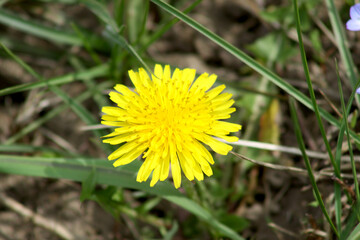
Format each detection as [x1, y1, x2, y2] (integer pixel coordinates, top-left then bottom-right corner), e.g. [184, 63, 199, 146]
[101, 64, 241, 188]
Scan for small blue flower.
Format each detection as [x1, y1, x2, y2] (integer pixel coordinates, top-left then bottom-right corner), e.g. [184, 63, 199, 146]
[356, 87, 360, 94]
[347, 3, 360, 31]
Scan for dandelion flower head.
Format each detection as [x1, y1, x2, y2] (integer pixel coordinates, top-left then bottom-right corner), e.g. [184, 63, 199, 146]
[346, 3, 360, 31]
[101, 64, 241, 188]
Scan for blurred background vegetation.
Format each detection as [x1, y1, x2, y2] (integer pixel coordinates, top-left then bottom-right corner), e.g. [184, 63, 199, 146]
[1, 0, 360, 239]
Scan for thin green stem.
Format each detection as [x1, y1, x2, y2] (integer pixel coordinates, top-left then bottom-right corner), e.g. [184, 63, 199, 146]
[337, 65, 360, 202]
[0, 8, 82, 46]
[0, 62, 109, 97]
[292, 0, 340, 176]
[324, 0, 358, 87]
[289, 98, 339, 237]
[324, 0, 360, 106]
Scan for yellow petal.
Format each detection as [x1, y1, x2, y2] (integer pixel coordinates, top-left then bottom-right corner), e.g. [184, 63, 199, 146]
[103, 133, 139, 145]
[101, 121, 127, 127]
[114, 84, 135, 97]
[109, 91, 128, 108]
[205, 85, 226, 101]
[137, 154, 157, 182]
[159, 158, 170, 181]
[194, 133, 232, 155]
[153, 64, 163, 80]
[150, 166, 161, 187]
[101, 115, 118, 121]
[212, 99, 235, 112]
[182, 149, 203, 181]
[113, 144, 147, 167]
[102, 106, 127, 117]
[191, 140, 214, 164]
[192, 73, 217, 92]
[212, 121, 242, 132]
[211, 108, 236, 119]
[102, 131, 122, 139]
[108, 141, 143, 160]
[178, 152, 194, 181]
[216, 135, 239, 142]
[170, 143, 181, 188]
[163, 65, 171, 82]
[211, 92, 232, 103]
[139, 68, 152, 86]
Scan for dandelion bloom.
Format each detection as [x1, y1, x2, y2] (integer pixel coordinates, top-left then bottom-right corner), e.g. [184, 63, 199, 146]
[346, 3, 360, 31]
[101, 64, 241, 188]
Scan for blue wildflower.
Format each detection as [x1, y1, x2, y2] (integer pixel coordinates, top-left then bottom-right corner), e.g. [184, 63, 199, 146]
[356, 87, 360, 94]
[347, 3, 360, 31]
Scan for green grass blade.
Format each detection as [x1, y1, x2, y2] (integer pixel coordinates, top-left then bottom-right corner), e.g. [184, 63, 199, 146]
[289, 98, 339, 237]
[49, 86, 97, 125]
[80, 0, 150, 72]
[0, 144, 76, 156]
[104, 28, 151, 73]
[1, 43, 108, 142]
[0, 8, 82, 45]
[292, 0, 340, 173]
[4, 80, 110, 146]
[0, 154, 244, 240]
[1, 44, 110, 150]
[127, 0, 149, 44]
[0, 36, 61, 58]
[141, 0, 202, 52]
[47, 84, 112, 154]
[324, 0, 358, 88]
[71, 24, 102, 64]
[0, 63, 109, 97]
[48, 85, 107, 142]
[80, 0, 119, 32]
[347, 223, 360, 240]
[150, 0, 360, 145]
[337, 64, 360, 203]
[334, 76, 360, 229]
[334, 119, 345, 232]
[342, 201, 360, 240]
[1, 43, 42, 80]
[68, 56, 109, 108]
[4, 90, 91, 145]
[114, 0, 125, 27]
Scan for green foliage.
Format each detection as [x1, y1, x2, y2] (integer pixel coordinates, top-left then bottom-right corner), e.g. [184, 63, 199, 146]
[80, 169, 97, 201]
[247, 32, 297, 65]
[217, 213, 249, 232]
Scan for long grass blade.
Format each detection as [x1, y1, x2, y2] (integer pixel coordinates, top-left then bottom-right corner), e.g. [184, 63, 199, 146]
[0, 154, 244, 240]
[4, 90, 91, 145]
[346, 223, 360, 240]
[336, 63, 360, 204]
[1, 43, 108, 140]
[324, 0, 358, 88]
[0, 8, 82, 45]
[140, 0, 202, 52]
[104, 29, 151, 73]
[334, 119, 345, 232]
[289, 98, 339, 237]
[0, 144, 76, 156]
[80, 0, 119, 32]
[0, 63, 109, 97]
[291, 0, 331, 154]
